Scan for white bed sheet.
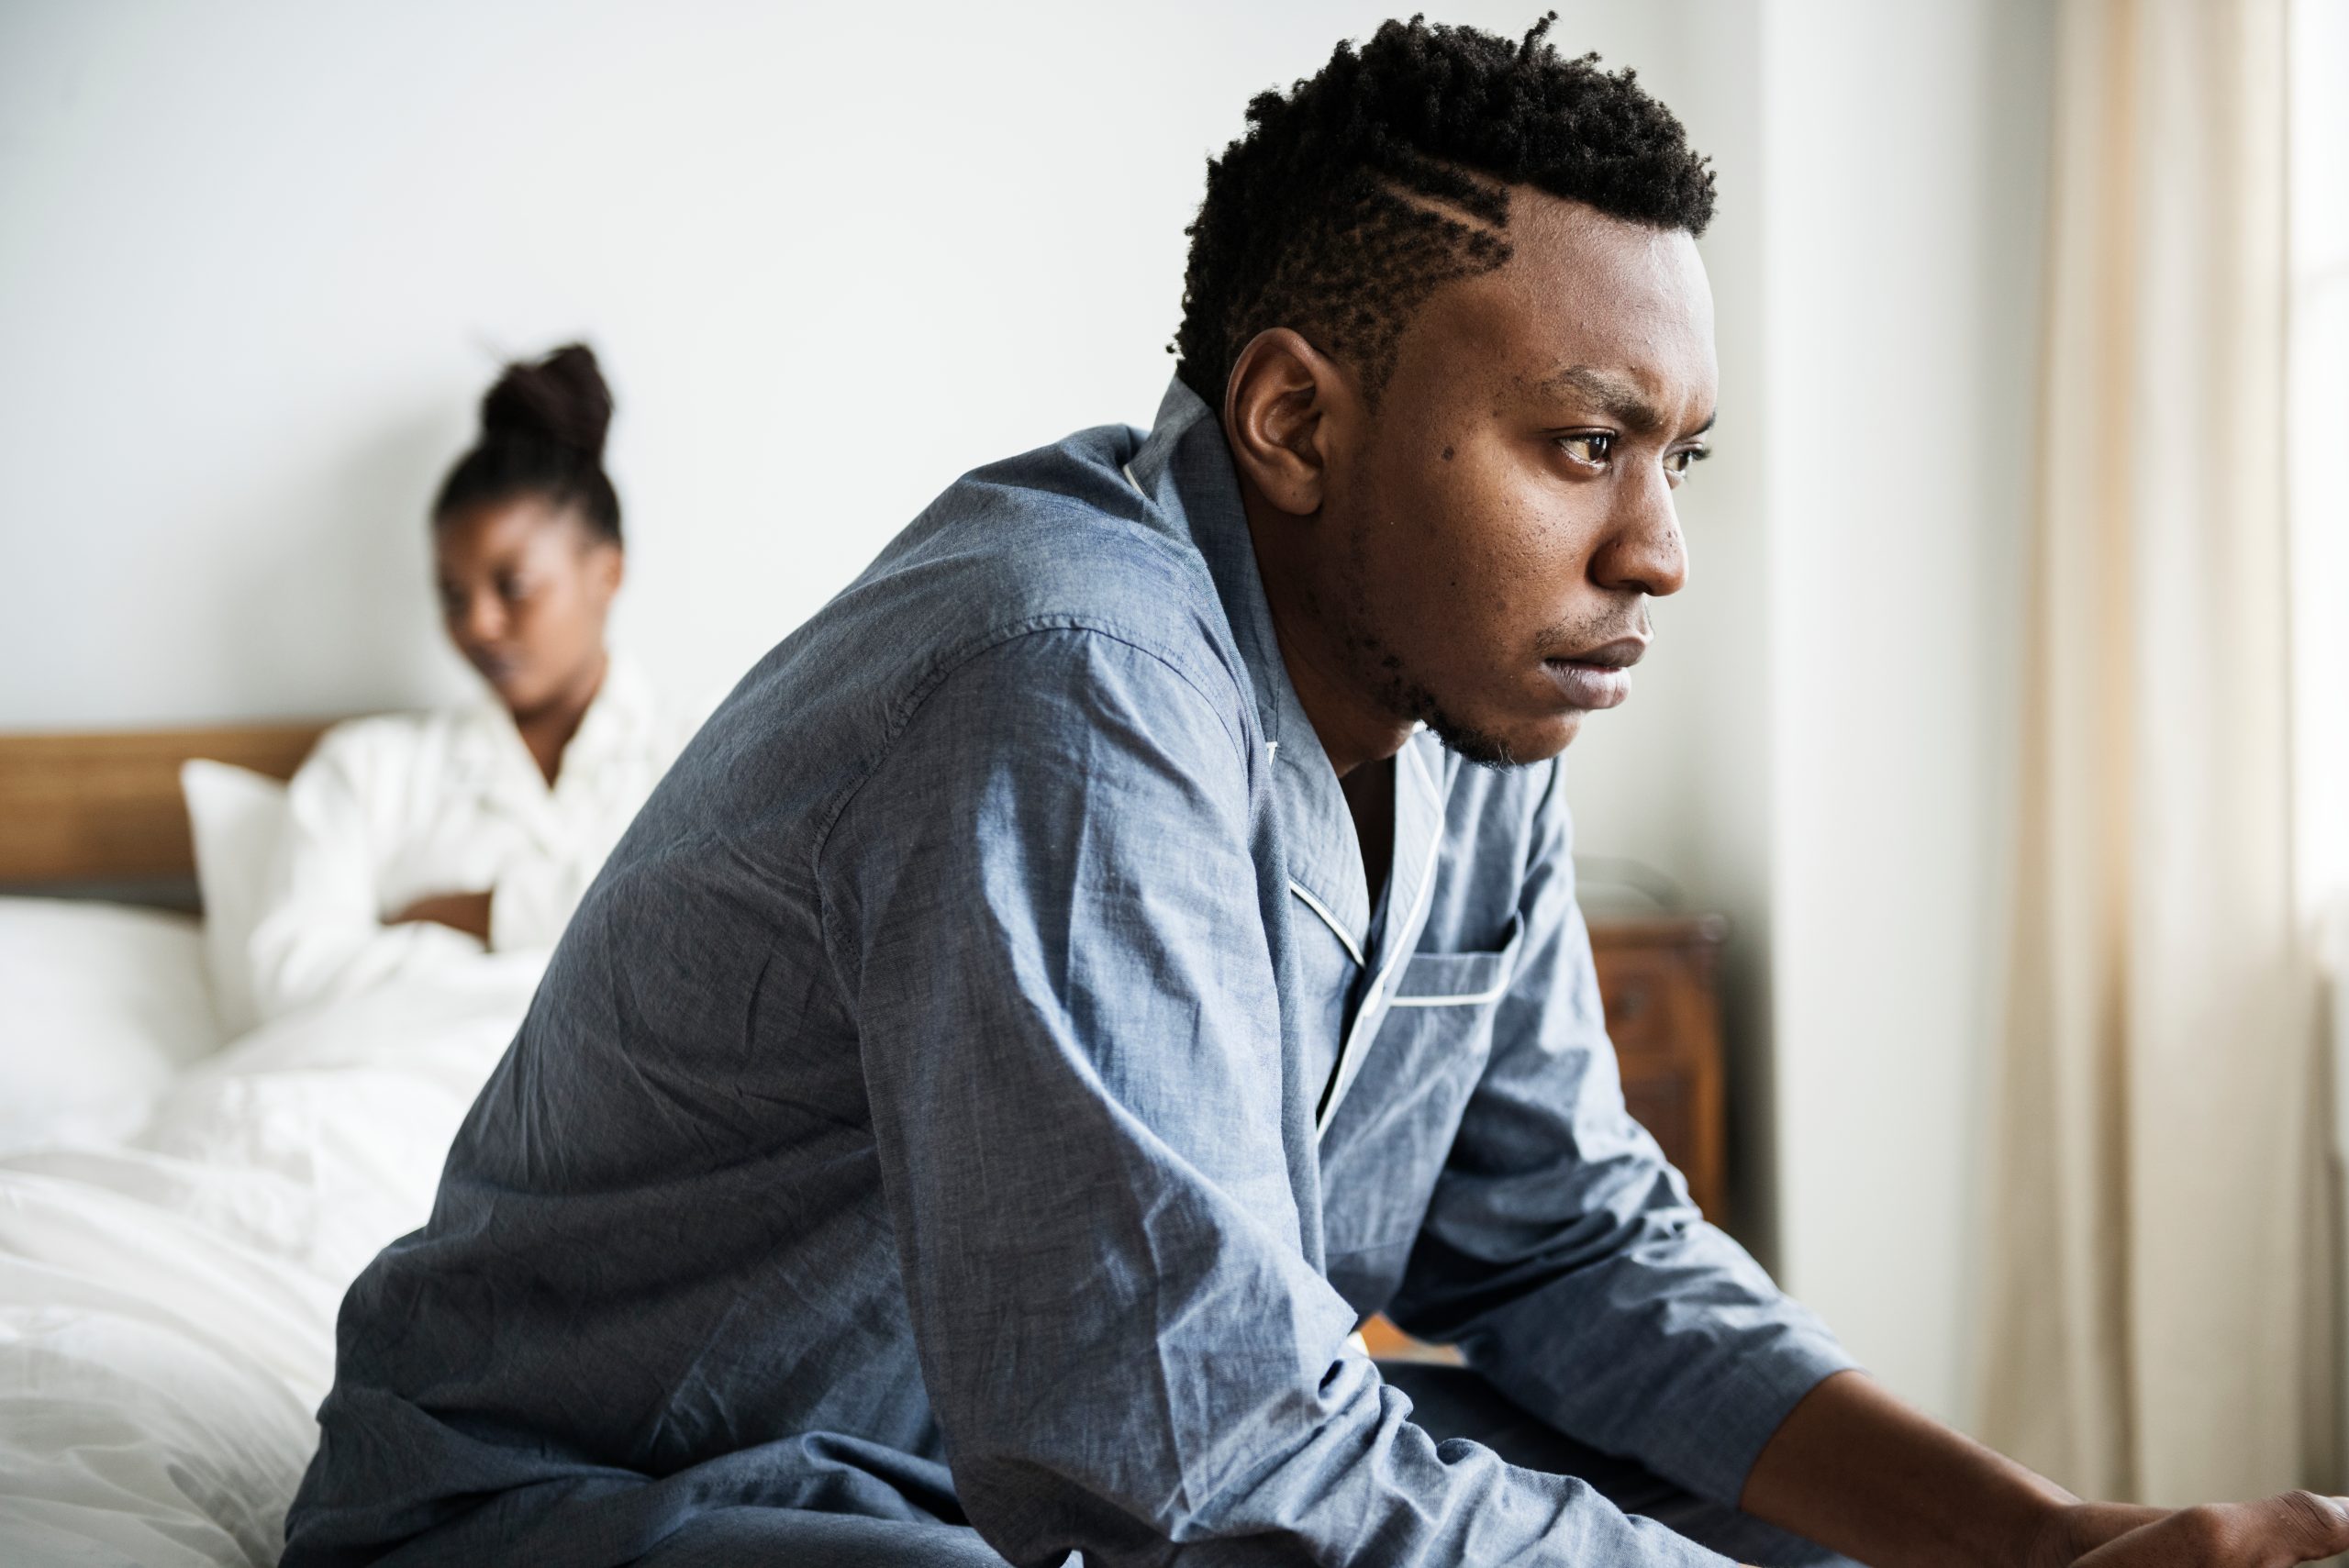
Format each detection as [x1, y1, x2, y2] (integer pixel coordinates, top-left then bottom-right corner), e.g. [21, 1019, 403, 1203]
[0, 948, 540, 1567]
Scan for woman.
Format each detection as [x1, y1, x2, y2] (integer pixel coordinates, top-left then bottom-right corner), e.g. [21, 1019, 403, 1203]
[248, 344, 689, 1024]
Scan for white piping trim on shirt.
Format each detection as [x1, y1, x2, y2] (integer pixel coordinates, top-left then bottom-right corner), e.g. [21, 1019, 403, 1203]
[1287, 880, 1364, 967]
[1317, 741, 1448, 1137]
[1385, 979, 1509, 1009]
[1120, 461, 1146, 498]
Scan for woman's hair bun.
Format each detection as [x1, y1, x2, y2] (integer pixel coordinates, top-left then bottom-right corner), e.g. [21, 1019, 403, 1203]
[432, 340, 624, 543]
[477, 342, 613, 459]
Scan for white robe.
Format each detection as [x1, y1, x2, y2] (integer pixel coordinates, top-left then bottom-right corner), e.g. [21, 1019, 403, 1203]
[247, 658, 691, 1025]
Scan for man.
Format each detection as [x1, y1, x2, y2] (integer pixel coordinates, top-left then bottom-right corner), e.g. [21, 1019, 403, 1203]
[284, 17, 2349, 1567]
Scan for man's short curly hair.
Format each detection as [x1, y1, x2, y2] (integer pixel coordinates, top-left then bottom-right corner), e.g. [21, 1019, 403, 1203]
[1173, 14, 1715, 409]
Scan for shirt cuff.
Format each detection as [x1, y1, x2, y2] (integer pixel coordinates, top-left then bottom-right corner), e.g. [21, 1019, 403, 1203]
[1657, 1322, 1863, 1507]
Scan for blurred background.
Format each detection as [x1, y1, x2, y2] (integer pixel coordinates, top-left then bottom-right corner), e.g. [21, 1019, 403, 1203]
[1, 0, 2342, 1512]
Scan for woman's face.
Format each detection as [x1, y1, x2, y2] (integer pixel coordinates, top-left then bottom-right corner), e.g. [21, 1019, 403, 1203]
[433, 496, 623, 718]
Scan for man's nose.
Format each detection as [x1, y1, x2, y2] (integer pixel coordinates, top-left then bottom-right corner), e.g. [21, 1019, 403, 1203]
[1593, 465, 1689, 599]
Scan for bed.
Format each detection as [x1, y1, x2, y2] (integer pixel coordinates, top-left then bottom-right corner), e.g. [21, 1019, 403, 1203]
[0, 723, 548, 1567]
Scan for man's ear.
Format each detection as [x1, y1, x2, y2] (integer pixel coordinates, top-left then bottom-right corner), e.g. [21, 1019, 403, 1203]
[1220, 328, 1355, 518]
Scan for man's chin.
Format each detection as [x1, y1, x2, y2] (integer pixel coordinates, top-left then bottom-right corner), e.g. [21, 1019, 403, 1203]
[1425, 707, 1581, 771]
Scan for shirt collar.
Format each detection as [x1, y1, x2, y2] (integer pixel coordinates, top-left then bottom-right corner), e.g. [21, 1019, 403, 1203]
[1126, 376, 1385, 955]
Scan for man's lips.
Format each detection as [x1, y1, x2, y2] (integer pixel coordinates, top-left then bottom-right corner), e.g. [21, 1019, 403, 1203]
[1541, 636, 1646, 710]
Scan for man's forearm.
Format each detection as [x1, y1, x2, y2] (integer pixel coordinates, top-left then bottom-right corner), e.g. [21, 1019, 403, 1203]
[1737, 1366, 2349, 1568]
[1738, 1369, 2086, 1568]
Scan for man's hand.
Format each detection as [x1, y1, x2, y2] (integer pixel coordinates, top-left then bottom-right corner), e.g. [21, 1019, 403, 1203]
[387, 891, 493, 942]
[2047, 1494, 2349, 1567]
[1741, 1372, 2349, 1568]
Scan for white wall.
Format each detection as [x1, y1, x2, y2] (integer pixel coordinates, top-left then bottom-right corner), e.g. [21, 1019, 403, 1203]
[1753, 0, 2050, 1427]
[0, 0, 2054, 1433]
[0, 0, 1696, 728]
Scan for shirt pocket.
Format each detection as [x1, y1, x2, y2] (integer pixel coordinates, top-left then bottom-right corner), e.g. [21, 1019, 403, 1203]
[1319, 915, 1526, 1274]
[1386, 912, 1523, 1011]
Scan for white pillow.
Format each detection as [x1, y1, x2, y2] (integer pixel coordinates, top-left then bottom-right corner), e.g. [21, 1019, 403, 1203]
[0, 896, 220, 1151]
[181, 759, 290, 1040]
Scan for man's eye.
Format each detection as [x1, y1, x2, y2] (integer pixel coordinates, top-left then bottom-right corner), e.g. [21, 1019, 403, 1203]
[1557, 431, 1614, 465]
[1664, 446, 1710, 482]
[497, 575, 529, 602]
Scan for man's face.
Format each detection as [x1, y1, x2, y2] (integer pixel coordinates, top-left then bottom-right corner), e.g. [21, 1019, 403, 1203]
[1312, 193, 1716, 766]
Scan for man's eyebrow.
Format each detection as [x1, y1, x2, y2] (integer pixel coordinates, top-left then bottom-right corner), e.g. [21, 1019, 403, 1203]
[1536, 364, 1711, 439]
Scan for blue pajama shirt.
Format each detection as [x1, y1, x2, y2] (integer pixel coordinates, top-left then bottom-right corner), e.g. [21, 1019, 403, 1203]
[283, 377, 1855, 1567]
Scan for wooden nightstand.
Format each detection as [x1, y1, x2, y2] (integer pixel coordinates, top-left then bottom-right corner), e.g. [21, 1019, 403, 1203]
[1359, 913, 1730, 1361]
[1588, 914, 1729, 1225]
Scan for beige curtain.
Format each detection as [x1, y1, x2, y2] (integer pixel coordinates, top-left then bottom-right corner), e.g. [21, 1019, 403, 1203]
[1978, 0, 2326, 1507]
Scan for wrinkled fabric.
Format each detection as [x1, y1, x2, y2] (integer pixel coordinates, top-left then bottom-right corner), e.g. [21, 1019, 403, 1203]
[1375, 1365, 1856, 1568]
[0, 951, 547, 1568]
[284, 379, 1854, 1568]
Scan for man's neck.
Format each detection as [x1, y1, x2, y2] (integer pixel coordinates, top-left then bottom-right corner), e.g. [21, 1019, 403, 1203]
[1237, 477, 1409, 905]
[1339, 754, 1396, 910]
[1237, 487, 1413, 781]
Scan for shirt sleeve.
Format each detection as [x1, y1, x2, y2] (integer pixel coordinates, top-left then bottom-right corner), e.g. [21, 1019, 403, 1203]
[248, 724, 485, 1023]
[1385, 760, 1859, 1508]
[820, 627, 1730, 1568]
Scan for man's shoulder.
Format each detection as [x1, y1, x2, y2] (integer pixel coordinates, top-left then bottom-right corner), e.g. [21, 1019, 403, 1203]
[889, 423, 1228, 647]
[776, 423, 1247, 716]
[674, 421, 1255, 826]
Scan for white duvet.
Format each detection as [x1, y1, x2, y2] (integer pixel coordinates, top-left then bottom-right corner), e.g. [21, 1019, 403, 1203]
[0, 953, 540, 1567]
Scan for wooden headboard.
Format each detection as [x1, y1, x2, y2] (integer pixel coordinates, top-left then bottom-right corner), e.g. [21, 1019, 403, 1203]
[0, 722, 333, 893]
